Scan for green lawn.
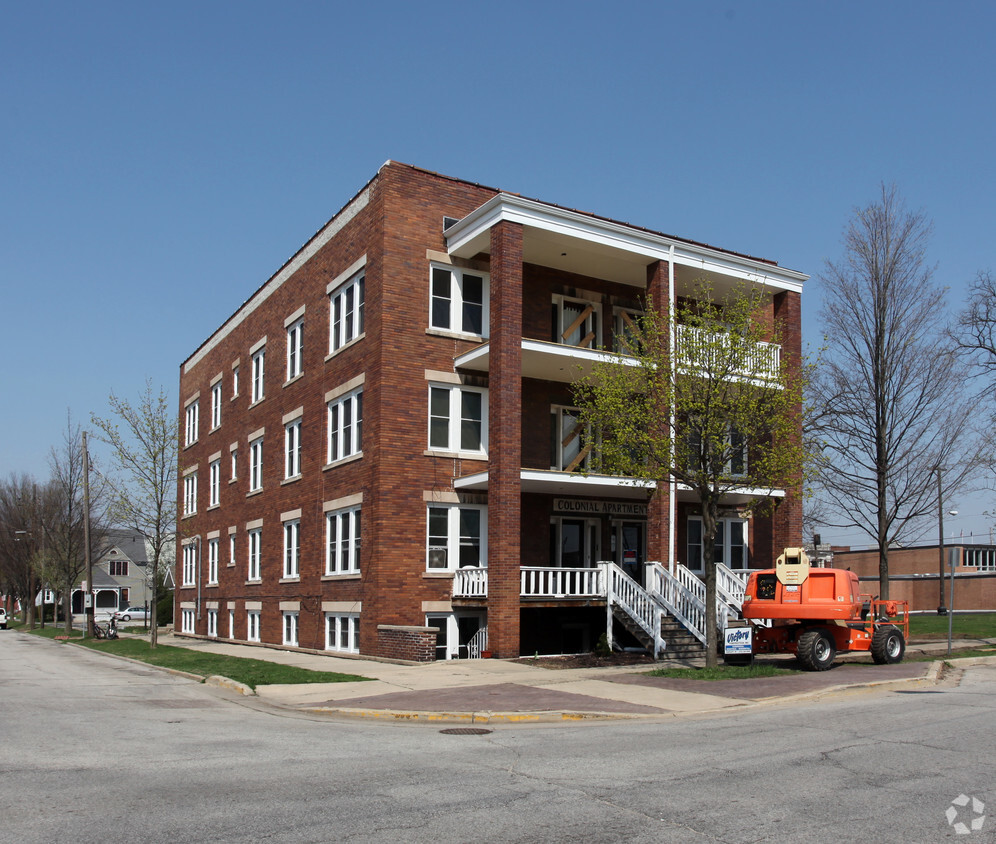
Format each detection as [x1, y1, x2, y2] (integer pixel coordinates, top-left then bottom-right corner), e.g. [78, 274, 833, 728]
[24, 627, 371, 690]
[646, 663, 800, 681]
[908, 612, 996, 639]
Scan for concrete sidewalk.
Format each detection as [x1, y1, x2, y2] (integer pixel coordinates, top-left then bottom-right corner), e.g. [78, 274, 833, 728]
[148, 633, 983, 724]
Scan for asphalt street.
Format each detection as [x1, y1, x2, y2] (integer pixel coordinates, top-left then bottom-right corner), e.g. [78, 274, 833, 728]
[2, 631, 994, 843]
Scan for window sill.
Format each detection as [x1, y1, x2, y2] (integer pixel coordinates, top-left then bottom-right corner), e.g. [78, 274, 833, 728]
[322, 572, 361, 581]
[279, 577, 301, 584]
[248, 398, 265, 410]
[207, 503, 220, 511]
[423, 571, 455, 579]
[325, 333, 365, 361]
[245, 579, 262, 586]
[246, 488, 263, 498]
[284, 373, 304, 388]
[425, 327, 486, 342]
[281, 474, 302, 486]
[205, 583, 219, 589]
[323, 453, 363, 471]
[424, 449, 488, 461]
[181, 512, 197, 520]
[228, 478, 238, 484]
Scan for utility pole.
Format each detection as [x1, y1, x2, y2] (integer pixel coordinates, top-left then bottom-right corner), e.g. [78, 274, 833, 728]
[82, 431, 94, 637]
[937, 467, 947, 616]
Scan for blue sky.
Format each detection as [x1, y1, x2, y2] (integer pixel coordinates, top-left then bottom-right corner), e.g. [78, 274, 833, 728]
[2, 1, 994, 547]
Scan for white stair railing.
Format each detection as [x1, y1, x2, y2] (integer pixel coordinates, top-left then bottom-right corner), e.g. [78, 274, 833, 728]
[645, 563, 707, 646]
[717, 564, 748, 611]
[466, 626, 488, 658]
[603, 562, 665, 657]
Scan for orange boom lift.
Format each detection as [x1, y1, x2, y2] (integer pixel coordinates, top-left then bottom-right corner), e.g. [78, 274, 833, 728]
[739, 548, 909, 671]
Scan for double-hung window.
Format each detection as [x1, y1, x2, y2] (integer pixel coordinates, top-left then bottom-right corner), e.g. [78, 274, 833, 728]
[211, 382, 222, 429]
[327, 390, 362, 463]
[427, 505, 486, 571]
[251, 346, 265, 403]
[247, 611, 260, 642]
[428, 385, 487, 455]
[182, 543, 197, 586]
[229, 532, 237, 567]
[329, 271, 365, 353]
[209, 459, 220, 507]
[283, 519, 300, 578]
[326, 506, 361, 575]
[687, 516, 748, 572]
[181, 609, 195, 634]
[285, 418, 302, 479]
[207, 538, 219, 585]
[430, 266, 488, 336]
[249, 437, 263, 492]
[184, 400, 199, 446]
[286, 318, 303, 380]
[326, 613, 359, 653]
[247, 528, 262, 581]
[283, 611, 299, 647]
[207, 610, 218, 638]
[183, 472, 197, 516]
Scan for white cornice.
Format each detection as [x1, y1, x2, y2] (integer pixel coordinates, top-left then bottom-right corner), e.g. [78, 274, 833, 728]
[446, 193, 807, 293]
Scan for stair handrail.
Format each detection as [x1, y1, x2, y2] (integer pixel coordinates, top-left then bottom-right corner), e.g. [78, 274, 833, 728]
[716, 563, 748, 611]
[466, 626, 488, 658]
[603, 562, 665, 657]
[644, 562, 707, 645]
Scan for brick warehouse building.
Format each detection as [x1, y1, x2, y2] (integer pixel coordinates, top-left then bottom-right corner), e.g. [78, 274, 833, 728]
[175, 162, 807, 660]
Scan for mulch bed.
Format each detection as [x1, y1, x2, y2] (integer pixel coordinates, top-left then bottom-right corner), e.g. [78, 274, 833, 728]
[512, 652, 658, 670]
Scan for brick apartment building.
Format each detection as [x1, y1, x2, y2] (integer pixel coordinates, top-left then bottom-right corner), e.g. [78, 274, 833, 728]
[175, 162, 806, 660]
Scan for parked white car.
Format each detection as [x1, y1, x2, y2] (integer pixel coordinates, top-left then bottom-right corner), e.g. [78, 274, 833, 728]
[112, 606, 150, 623]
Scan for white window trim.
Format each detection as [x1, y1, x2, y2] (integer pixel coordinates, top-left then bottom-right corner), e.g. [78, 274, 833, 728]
[552, 293, 602, 349]
[207, 538, 219, 585]
[282, 611, 299, 647]
[183, 473, 198, 517]
[426, 504, 487, 571]
[209, 459, 221, 507]
[249, 437, 263, 492]
[283, 519, 301, 579]
[182, 542, 197, 587]
[207, 609, 218, 638]
[325, 506, 361, 575]
[285, 418, 302, 479]
[427, 384, 488, 458]
[429, 264, 489, 338]
[327, 389, 363, 465]
[325, 612, 359, 653]
[328, 269, 365, 355]
[184, 400, 199, 447]
[210, 381, 223, 429]
[686, 515, 749, 572]
[251, 346, 266, 404]
[286, 317, 304, 381]
[247, 610, 261, 642]
[247, 528, 262, 582]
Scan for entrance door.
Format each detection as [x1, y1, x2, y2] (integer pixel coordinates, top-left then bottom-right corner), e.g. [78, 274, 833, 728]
[551, 518, 600, 567]
[612, 520, 645, 582]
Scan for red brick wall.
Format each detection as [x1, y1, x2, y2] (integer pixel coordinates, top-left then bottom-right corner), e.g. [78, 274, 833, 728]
[376, 625, 438, 662]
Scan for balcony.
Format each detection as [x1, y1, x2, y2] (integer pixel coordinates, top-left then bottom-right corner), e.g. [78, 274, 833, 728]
[453, 566, 605, 599]
[675, 324, 781, 381]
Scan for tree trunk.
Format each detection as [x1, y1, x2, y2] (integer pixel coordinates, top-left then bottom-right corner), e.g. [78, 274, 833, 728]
[700, 501, 720, 668]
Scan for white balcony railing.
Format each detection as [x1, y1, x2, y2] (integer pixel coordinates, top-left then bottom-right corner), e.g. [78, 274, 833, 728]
[452, 567, 488, 597]
[521, 566, 605, 597]
[675, 324, 780, 381]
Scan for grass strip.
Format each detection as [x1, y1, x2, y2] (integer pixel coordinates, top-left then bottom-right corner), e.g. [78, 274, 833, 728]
[27, 628, 370, 690]
[645, 664, 799, 681]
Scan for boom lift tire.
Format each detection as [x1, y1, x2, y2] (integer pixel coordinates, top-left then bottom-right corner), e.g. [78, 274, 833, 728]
[797, 628, 836, 671]
[871, 625, 906, 664]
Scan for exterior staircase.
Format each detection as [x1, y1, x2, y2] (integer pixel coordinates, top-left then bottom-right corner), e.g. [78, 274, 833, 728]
[604, 561, 750, 660]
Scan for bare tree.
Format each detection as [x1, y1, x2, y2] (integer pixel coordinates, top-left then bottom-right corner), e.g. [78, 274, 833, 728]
[46, 415, 110, 634]
[91, 381, 178, 646]
[0, 474, 42, 625]
[810, 184, 979, 598]
[575, 282, 805, 667]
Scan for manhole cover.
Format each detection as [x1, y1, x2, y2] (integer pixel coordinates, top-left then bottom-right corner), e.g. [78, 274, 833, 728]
[439, 727, 493, 735]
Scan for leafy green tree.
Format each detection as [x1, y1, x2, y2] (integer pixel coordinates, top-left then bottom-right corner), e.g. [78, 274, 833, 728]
[574, 281, 805, 666]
